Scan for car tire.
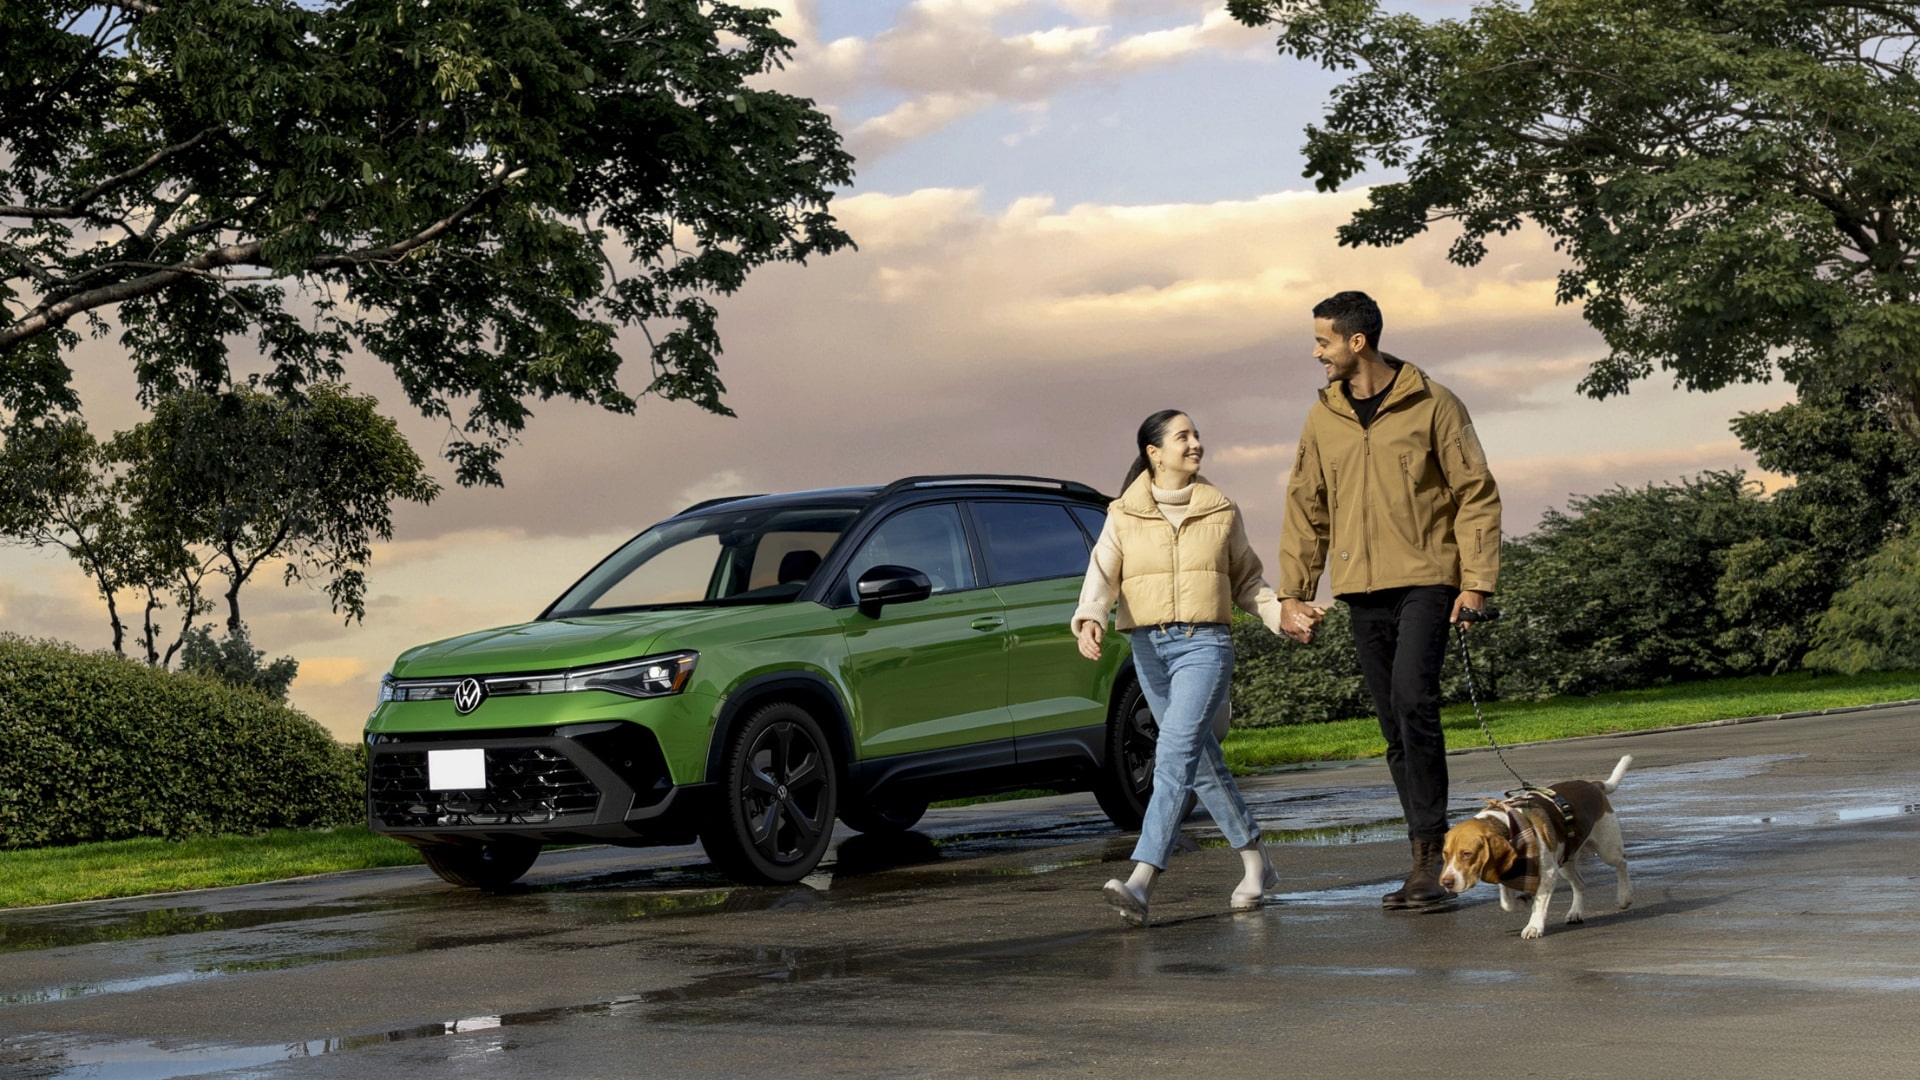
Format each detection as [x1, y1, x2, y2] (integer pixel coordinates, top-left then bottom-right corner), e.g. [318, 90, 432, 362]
[699, 701, 839, 884]
[839, 795, 930, 834]
[417, 839, 541, 889]
[1093, 678, 1157, 829]
[1092, 678, 1197, 830]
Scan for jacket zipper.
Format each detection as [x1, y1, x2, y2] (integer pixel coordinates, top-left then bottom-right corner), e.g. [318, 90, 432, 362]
[1361, 430, 1373, 592]
[1169, 523, 1181, 625]
[1401, 451, 1426, 550]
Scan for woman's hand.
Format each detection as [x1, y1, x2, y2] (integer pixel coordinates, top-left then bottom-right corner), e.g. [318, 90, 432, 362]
[1076, 620, 1104, 661]
[1280, 598, 1324, 644]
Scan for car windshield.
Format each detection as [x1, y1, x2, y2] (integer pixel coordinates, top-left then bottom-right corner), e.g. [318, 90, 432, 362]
[545, 506, 861, 617]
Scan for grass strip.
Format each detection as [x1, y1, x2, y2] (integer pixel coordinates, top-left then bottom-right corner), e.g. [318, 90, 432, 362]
[1223, 669, 1920, 773]
[0, 827, 421, 910]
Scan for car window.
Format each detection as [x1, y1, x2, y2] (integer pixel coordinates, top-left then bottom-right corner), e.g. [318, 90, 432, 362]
[587, 534, 724, 608]
[548, 507, 859, 616]
[1069, 505, 1107, 544]
[972, 501, 1092, 585]
[841, 503, 977, 596]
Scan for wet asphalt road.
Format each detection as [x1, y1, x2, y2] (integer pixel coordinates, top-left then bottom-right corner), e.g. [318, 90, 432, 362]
[3, 706, 1919, 1079]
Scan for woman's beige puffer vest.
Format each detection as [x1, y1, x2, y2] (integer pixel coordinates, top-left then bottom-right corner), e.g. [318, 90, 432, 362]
[1110, 473, 1239, 629]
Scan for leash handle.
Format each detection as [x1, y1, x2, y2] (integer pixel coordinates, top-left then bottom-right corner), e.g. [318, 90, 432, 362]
[1454, 620, 1530, 790]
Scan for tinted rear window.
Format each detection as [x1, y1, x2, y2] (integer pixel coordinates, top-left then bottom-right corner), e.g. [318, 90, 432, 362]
[972, 501, 1092, 585]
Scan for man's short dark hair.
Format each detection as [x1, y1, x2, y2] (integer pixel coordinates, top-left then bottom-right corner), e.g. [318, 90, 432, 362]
[1313, 291, 1383, 352]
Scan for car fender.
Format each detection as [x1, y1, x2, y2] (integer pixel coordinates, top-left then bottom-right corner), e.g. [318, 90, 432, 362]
[704, 671, 857, 785]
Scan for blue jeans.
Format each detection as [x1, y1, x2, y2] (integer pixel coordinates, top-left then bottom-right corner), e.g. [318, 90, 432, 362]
[1127, 624, 1262, 868]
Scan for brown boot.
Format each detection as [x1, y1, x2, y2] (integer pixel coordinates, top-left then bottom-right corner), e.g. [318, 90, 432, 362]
[1381, 838, 1455, 911]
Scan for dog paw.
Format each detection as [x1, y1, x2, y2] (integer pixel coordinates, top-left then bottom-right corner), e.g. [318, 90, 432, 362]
[1521, 925, 1545, 940]
[1565, 913, 1584, 925]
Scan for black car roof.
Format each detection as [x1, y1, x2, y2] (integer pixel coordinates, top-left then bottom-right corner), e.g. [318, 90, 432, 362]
[670, 475, 1109, 519]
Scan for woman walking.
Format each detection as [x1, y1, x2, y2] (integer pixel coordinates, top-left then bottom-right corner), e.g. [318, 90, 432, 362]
[1074, 409, 1320, 926]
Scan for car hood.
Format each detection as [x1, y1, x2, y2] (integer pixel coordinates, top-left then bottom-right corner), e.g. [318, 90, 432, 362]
[390, 607, 761, 677]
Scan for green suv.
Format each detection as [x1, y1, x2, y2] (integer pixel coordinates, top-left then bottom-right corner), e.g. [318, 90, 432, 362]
[365, 475, 1166, 888]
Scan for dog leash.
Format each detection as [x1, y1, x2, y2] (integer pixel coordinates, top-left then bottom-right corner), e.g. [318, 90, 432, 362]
[1454, 606, 1533, 792]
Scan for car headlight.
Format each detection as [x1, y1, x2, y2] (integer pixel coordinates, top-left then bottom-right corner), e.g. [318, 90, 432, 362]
[562, 651, 699, 698]
[377, 672, 395, 706]
[377, 651, 700, 707]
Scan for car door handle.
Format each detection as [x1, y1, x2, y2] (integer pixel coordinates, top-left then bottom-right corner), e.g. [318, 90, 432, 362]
[970, 616, 1005, 632]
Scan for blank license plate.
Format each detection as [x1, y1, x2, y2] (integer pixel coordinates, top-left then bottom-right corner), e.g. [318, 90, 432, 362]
[427, 748, 486, 791]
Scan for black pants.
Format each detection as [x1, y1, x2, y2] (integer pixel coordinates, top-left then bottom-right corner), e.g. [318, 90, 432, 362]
[1345, 585, 1456, 842]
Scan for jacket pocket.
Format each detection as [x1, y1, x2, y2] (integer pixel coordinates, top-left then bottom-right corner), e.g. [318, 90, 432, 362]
[1399, 453, 1427, 549]
[1328, 462, 1340, 510]
[1453, 424, 1489, 474]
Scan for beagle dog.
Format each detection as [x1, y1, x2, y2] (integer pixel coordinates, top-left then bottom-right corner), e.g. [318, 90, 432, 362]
[1438, 755, 1633, 939]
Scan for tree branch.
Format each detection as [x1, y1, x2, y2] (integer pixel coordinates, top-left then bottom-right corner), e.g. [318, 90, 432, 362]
[305, 180, 512, 270]
[0, 127, 223, 221]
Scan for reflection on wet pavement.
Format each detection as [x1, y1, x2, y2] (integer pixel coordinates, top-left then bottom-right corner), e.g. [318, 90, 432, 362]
[4, 747, 1919, 1078]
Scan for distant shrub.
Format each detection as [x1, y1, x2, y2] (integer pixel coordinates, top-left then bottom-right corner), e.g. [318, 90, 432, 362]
[0, 634, 362, 850]
[1803, 532, 1920, 675]
[179, 622, 300, 703]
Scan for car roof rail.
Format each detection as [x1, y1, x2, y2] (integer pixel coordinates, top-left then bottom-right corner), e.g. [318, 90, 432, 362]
[877, 474, 1107, 500]
[674, 493, 767, 516]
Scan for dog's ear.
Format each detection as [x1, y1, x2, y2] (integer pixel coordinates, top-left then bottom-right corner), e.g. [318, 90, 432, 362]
[1485, 836, 1517, 882]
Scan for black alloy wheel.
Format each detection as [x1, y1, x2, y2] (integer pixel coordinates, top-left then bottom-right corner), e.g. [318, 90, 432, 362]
[700, 701, 839, 884]
[417, 838, 542, 890]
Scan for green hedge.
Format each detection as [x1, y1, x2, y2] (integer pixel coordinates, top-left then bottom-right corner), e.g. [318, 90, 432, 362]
[0, 635, 362, 850]
[1230, 607, 1372, 726]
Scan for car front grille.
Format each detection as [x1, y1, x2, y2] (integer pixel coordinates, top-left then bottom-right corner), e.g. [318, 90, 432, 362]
[370, 746, 601, 828]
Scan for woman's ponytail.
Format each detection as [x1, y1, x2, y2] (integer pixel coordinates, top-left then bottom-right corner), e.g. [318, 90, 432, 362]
[1122, 409, 1185, 493]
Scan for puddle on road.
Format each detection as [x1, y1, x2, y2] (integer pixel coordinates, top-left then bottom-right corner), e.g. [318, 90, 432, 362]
[0, 942, 875, 1079]
[0, 900, 417, 955]
[2, 1013, 545, 1080]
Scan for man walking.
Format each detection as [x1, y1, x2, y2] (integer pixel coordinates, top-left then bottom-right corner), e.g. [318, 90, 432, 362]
[1276, 291, 1502, 910]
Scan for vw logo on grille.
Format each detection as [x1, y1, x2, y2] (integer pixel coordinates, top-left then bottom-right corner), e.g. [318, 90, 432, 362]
[453, 677, 488, 714]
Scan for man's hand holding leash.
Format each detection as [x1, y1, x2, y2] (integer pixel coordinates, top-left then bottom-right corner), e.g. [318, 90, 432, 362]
[1450, 589, 1489, 630]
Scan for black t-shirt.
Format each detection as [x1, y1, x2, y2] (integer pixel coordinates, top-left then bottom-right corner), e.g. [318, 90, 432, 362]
[1343, 362, 1401, 429]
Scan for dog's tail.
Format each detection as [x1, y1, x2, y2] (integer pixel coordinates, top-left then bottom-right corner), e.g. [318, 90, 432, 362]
[1600, 754, 1633, 793]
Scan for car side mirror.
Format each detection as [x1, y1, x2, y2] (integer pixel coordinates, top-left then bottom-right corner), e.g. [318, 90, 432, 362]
[855, 565, 933, 617]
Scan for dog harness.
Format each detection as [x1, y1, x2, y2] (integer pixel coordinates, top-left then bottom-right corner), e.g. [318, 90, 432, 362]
[1493, 785, 1596, 896]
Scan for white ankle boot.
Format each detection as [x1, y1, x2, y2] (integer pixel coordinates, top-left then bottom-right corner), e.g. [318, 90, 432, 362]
[1231, 846, 1279, 911]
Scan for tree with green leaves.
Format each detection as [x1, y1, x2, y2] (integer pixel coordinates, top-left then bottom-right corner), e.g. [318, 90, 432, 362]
[2, 1, 853, 484]
[113, 384, 441, 635]
[0, 417, 186, 658]
[1230, 0, 1920, 432]
[0, 384, 436, 662]
[1716, 380, 1920, 670]
[1803, 530, 1920, 673]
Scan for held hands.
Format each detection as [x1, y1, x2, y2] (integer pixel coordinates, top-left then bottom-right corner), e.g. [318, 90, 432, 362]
[1280, 597, 1325, 644]
[1076, 620, 1104, 661]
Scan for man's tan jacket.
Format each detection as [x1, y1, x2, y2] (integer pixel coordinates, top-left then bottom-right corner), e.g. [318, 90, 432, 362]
[1278, 359, 1502, 599]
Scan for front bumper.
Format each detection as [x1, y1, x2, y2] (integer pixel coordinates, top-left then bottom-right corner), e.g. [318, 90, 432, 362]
[366, 720, 713, 847]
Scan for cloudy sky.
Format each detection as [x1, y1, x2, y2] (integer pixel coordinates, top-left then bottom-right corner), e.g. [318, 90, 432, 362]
[2, 0, 1791, 741]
